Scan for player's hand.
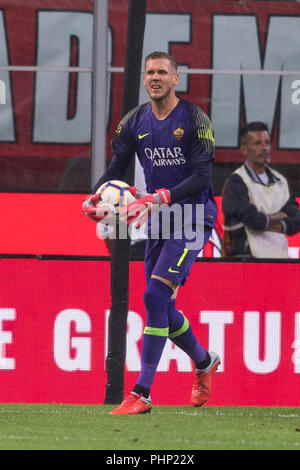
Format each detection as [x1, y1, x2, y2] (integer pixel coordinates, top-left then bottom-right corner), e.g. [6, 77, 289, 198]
[82, 194, 114, 222]
[269, 211, 288, 221]
[128, 186, 138, 198]
[120, 188, 171, 227]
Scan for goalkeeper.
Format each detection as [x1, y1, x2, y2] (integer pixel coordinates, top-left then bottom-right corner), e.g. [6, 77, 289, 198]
[83, 51, 220, 414]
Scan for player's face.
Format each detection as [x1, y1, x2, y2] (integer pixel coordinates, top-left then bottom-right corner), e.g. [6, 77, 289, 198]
[143, 58, 179, 102]
[241, 130, 271, 169]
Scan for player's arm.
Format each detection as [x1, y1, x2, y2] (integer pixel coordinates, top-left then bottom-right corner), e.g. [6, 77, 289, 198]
[83, 118, 136, 220]
[166, 107, 215, 203]
[222, 175, 272, 232]
[92, 121, 136, 193]
[276, 185, 300, 235]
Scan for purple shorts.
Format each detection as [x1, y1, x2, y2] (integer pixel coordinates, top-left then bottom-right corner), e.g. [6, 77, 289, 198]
[144, 226, 211, 286]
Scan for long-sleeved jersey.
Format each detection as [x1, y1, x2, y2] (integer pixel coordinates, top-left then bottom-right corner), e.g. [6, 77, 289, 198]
[222, 162, 300, 257]
[93, 98, 217, 228]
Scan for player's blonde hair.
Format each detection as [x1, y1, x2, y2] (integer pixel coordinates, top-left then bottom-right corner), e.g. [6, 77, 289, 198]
[145, 51, 178, 72]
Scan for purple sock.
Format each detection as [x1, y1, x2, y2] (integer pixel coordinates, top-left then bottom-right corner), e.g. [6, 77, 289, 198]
[136, 278, 173, 390]
[168, 300, 207, 364]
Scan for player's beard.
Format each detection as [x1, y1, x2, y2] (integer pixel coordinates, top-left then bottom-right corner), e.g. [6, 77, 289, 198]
[149, 85, 172, 102]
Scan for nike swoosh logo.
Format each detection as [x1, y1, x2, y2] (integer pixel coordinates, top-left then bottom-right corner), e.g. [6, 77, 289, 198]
[168, 267, 180, 273]
[138, 133, 150, 140]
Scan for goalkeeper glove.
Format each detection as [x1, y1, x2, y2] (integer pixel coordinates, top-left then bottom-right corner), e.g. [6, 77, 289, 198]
[82, 194, 114, 222]
[121, 187, 171, 227]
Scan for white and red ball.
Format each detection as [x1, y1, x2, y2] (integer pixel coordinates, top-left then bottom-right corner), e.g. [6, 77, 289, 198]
[95, 180, 136, 223]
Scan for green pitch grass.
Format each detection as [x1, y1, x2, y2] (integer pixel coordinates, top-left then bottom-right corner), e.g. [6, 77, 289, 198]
[0, 404, 299, 450]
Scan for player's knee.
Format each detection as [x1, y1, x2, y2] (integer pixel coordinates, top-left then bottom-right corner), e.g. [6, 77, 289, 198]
[143, 283, 161, 312]
[143, 278, 174, 326]
[151, 274, 178, 291]
[143, 287, 153, 311]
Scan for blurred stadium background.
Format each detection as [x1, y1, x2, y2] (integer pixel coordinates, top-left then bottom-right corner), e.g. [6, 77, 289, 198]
[0, 0, 300, 408]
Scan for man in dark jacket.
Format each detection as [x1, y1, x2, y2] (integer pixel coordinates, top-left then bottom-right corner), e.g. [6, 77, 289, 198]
[222, 122, 300, 258]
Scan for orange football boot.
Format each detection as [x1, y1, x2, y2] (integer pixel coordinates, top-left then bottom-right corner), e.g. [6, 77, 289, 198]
[191, 351, 220, 407]
[110, 392, 152, 415]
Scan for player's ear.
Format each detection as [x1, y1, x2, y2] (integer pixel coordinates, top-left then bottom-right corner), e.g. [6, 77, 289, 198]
[240, 144, 247, 157]
[173, 73, 179, 87]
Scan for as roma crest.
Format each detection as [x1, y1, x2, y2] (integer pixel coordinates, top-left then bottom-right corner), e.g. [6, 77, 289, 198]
[173, 128, 184, 140]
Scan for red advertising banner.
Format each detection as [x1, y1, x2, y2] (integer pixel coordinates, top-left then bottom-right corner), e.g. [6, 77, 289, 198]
[0, 193, 110, 257]
[1, 193, 299, 258]
[0, 258, 299, 406]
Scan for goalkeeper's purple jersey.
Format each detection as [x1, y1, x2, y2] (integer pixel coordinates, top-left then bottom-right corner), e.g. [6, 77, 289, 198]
[94, 98, 217, 228]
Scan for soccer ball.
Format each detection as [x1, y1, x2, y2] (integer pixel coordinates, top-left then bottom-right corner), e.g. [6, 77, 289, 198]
[95, 180, 136, 221]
